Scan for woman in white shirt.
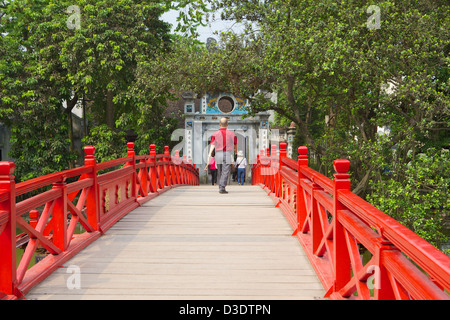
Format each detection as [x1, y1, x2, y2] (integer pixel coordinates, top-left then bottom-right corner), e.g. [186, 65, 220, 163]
[236, 150, 247, 186]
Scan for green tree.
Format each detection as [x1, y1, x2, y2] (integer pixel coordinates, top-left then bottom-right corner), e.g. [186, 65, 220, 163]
[0, 1, 78, 179]
[0, 0, 208, 180]
[367, 146, 449, 248]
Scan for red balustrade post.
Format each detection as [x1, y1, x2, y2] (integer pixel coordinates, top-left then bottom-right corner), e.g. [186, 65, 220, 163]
[174, 150, 181, 185]
[184, 158, 188, 185]
[149, 145, 157, 192]
[251, 155, 255, 185]
[311, 181, 322, 254]
[265, 147, 270, 188]
[270, 144, 278, 194]
[331, 159, 352, 295]
[193, 160, 199, 186]
[295, 146, 309, 233]
[139, 156, 149, 197]
[196, 166, 200, 186]
[188, 159, 193, 185]
[0, 162, 17, 296]
[182, 155, 187, 185]
[164, 146, 172, 187]
[125, 142, 137, 199]
[278, 143, 287, 198]
[52, 177, 68, 251]
[260, 149, 267, 186]
[84, 146, 100, 231]
[255, 154, 260, 185]
[158, 147, 165, 189]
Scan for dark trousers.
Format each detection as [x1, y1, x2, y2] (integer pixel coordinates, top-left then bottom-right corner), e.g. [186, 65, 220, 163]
[216, 151, 232, 191]
[210, 169, 217, 185]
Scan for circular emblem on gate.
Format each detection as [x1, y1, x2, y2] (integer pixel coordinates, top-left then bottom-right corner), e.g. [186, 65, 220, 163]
[218, 96, 235, 114]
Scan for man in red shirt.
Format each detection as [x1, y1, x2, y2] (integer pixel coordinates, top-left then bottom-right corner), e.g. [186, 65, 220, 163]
[206, 118, 237, 194]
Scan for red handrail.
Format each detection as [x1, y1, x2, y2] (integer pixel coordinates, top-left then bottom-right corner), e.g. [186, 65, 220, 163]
[0, 142, 198, 299]
[251, 143, 450, 300]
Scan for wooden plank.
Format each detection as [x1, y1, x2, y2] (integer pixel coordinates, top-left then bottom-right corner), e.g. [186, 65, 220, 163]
[26, 185, 325, 300]
[43, 263, 319, 276]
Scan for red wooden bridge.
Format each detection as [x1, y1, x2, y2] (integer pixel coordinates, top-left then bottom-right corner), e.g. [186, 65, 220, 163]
[0, 142, 449, 300]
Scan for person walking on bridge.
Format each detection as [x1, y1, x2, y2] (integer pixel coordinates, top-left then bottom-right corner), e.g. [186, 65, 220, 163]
[236, 150, 247, 186]
[205, 117, 237, 194]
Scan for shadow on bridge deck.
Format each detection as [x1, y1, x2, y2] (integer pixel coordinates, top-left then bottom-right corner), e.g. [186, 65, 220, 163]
[26, 185, 325, 300]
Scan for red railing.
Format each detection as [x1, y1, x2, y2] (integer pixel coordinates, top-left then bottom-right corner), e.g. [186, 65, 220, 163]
[0, 142, 198, 299]
[252, 143, 450, 300]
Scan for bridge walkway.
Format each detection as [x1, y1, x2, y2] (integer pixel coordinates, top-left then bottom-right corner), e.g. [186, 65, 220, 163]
[26, 185, 324, 300]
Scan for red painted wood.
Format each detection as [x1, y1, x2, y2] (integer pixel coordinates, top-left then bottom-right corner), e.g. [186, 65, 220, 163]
[0, 143, 198, 299]
[252, 145, 450, 300]
[0, 162, 17, 296]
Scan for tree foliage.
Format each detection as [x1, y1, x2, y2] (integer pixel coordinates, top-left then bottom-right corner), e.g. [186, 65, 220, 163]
[0, 0, 208, 181]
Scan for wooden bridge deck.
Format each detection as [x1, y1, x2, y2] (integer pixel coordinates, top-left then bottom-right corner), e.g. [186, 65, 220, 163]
[26, 185, 325, 300]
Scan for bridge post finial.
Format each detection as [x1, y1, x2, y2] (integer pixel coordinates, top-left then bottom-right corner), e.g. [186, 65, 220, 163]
[0, 161, 15, 178]
[127, 142, 135, 161]
[279, 143, 287, 157]
[333, 159, 351, 183]
[127, 142, 135, 164]
[298, 146, 308, 167]
[149, 144, 156, 156]
[84, 146, 96, 160]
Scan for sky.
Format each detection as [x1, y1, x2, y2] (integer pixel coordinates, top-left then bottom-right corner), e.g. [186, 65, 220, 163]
[161, 9, 246, 43]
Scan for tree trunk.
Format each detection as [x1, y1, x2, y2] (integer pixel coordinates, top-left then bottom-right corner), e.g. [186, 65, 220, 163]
[352, 169, 371, 196]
